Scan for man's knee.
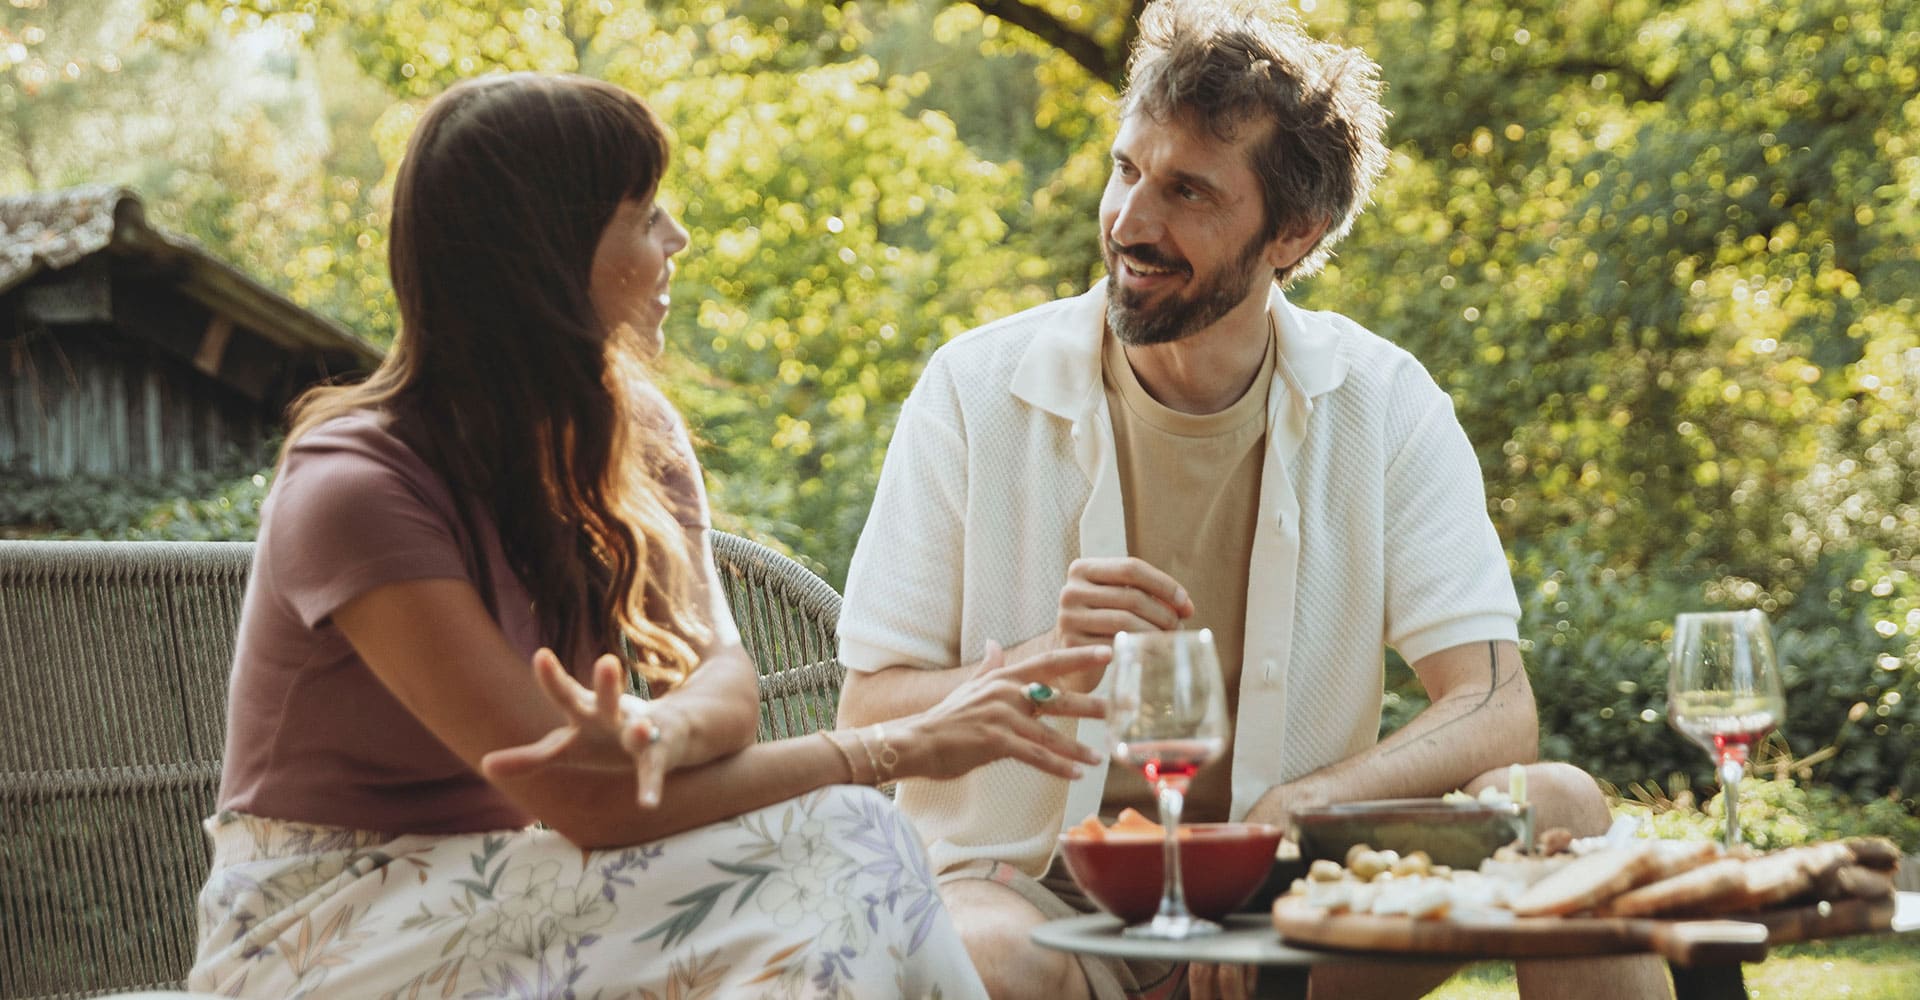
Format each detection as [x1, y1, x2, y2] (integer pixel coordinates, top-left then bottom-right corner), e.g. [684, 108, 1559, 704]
[947, 895, 1038, 956]
[1466, 762, 1612, 837]
[939, 878, 1088, 1000]
[1523, 762, 1611, 836]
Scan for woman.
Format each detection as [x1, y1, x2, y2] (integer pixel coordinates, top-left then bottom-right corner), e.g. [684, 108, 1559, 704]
[188, 73, 1108, 999]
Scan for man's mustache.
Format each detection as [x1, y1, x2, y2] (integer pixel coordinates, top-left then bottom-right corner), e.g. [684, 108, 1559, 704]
[1107, 239, 1191, 274]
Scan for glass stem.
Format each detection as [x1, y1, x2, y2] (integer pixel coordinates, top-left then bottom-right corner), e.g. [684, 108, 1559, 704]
[1718, 754, 1744, 851]
[1155, 781, 1193, 921]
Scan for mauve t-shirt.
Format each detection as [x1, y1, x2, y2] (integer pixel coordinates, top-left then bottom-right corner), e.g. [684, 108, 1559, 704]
[216, 408, 708, 833]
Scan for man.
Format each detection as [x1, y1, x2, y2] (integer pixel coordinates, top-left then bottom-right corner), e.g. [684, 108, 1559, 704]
[837, 2, 1666, 997]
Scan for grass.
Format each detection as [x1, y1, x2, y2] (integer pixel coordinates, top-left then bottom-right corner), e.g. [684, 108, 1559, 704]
[1425, 935, 1920, 999]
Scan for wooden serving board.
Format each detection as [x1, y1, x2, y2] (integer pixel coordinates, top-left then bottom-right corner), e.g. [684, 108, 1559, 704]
[1744, 896, 1899, 944]
[1272, 896, 1894, 967]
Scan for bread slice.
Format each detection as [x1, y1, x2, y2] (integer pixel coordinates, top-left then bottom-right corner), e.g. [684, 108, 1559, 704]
[1728, 841, 1855, 912]
[1604, 858, 1749, 917]
[1843, 836, 1902, 872]
[1511, 846, 1660, 916]
[1648, 840, 1722, 881]
[1814, 864, 1895, 903]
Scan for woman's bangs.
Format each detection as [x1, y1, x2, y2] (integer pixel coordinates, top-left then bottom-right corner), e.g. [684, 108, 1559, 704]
[610, 99, 670, 203]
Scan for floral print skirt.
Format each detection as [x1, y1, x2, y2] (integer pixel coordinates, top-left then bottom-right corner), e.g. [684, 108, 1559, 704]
[188, 785, 988, 1000]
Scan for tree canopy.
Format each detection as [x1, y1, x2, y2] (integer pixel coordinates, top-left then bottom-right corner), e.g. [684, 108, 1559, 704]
[4, 0, 1916, 805]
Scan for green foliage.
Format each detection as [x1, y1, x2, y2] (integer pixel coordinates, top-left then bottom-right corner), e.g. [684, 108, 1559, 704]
[6, 0, 1918, 818]
[117, 468, 273, 541]
[0, 465, 268, 541]
[1343, 0, 1920, 812]
[1327, 0, 1920, 578]
[1386, 528, 1919, 817]
[1615, 774, 1920, 855]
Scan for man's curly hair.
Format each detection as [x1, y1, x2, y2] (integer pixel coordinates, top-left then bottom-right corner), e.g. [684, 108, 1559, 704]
[1122, 0, 1391, 287]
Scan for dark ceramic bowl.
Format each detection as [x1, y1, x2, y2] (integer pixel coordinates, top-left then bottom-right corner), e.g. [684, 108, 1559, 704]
[1057, 822, 1285, 923]
[1290, 798, 1533, 870]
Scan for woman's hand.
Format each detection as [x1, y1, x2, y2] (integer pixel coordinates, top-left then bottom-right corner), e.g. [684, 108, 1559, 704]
[480, 648, 685, 808]
[887, 641, 1113, 782]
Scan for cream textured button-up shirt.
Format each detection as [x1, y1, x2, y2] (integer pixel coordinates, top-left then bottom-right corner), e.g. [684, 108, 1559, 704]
[839, 280, 1521, 877]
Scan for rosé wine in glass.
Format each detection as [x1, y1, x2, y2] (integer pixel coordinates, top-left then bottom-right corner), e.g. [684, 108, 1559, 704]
[1115, 737, 1223, 786]
[1668, 611, 1787, 850]
[1109, 629, 1229, 940]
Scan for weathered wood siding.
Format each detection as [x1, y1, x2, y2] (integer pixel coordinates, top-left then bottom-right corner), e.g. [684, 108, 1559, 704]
[1, 325, 271, 478]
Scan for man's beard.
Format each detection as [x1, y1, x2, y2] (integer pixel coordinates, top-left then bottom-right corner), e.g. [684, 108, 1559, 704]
[1104, 234, 1269, 347]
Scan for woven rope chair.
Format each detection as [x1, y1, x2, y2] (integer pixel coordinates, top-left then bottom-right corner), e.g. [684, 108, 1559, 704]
[706, 531, 846, 741]
[0, 533, 843, 999]
[0, 541, 249, 1000]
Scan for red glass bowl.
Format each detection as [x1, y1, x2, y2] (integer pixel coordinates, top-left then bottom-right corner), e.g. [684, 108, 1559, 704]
[1057, 822, 1285, 924]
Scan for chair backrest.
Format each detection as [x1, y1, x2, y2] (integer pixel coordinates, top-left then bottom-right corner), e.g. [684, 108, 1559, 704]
[0, 532, 843, 999]
[0, 540, 250, 1000]
[707, 531, 846, 741]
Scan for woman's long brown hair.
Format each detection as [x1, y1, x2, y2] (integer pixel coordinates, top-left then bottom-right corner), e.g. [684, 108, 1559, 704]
[286, 73, 707, 688]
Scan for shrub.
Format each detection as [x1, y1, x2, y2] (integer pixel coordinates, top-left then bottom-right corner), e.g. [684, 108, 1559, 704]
[0, 465, 269, 542]
[1517, 531, 1918, 808]
[1612, 774, 1920, 855]
[1384, 528, 1919, 817]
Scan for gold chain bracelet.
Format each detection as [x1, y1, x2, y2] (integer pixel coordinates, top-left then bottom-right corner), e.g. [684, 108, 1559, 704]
[852, 726, 885, 785]
[869, 723, 901, 785]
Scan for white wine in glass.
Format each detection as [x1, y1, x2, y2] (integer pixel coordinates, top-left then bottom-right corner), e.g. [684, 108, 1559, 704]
[1667, 609, 1786, 850]
[1108, 628, 1229, 940]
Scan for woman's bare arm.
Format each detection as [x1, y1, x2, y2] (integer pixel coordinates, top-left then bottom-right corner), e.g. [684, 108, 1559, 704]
[332, 577, 1112, 848]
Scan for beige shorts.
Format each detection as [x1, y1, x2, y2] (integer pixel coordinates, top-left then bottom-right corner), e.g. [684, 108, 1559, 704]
[941, 858, 1186, 1000]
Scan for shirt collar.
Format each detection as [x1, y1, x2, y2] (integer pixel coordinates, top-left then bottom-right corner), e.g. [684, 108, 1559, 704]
[1008, 278, 1349, 421]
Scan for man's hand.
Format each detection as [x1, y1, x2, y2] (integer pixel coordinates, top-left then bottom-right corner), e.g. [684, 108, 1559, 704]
[1052, 557, 1194, 690]
[1244, 640, 1533, 832]
[1245, 777, 1331, 835]
[1188, 962, 1257, 1000]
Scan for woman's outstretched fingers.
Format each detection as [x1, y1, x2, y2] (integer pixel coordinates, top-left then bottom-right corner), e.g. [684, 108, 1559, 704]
[633, 731, 667, 809]
[591, 654, 623, 727]
[1037, 690, 1107, 720]
[979, 638, 1006, 673]
[1002, 643, 1112, 683]
[1009, 714, 1102, 767]
[1005, 729, 1086, 779]
[480, 725, 572, 777]
[530, 647, 588, 716]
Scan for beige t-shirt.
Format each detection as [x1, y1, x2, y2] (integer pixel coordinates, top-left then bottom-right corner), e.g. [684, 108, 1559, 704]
[1099, 324, 1276, 823]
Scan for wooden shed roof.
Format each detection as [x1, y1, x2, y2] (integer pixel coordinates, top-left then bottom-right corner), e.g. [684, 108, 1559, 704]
[0, 185, 382, 369]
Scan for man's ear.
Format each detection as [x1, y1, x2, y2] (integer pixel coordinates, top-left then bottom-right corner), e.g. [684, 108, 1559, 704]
[1264, 216, 1331, 271]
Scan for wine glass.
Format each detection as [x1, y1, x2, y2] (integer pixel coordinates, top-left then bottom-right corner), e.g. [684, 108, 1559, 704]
[1107, 628, 1229, 939]
[1667, 609, 1787, 850]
